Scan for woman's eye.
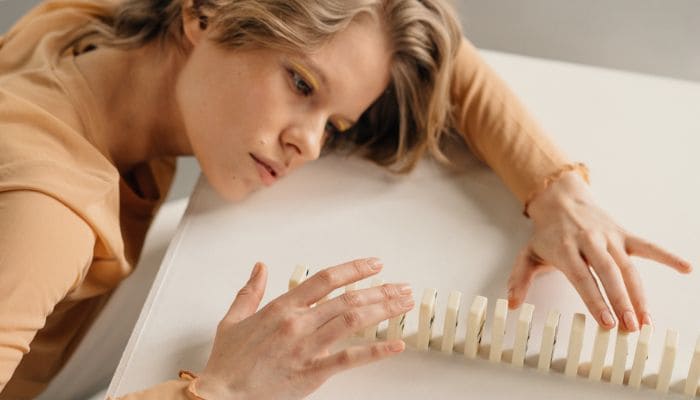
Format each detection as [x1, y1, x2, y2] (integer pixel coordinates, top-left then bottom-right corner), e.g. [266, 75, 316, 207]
[289, 69, 313, 97]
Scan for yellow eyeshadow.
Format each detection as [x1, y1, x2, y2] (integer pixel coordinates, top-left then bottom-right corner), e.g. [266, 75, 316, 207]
[290, 61, 319, 90]
[335, 119, 351, 132]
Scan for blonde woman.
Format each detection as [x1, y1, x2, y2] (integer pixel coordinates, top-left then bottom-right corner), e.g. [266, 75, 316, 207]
[0, 0, 690, 399]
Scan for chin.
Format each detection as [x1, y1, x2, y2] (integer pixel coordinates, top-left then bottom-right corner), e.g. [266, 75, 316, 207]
[219, 186, 254, 202]
[205, 174, 254, 202]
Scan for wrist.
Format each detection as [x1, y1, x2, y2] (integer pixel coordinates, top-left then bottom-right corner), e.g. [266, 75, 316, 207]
[194, 373, 244, 400]
[526, 169, 594, 223]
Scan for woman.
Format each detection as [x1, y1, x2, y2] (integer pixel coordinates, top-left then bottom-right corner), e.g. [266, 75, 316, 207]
[0, 0, 690, 399]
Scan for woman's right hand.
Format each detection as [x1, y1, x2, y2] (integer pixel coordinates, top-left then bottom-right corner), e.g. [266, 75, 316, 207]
[194, 258, 414, 400]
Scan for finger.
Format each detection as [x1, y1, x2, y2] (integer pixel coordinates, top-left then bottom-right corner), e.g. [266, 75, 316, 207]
[311, 340, 405, 379]
[289, 258, 383, 306]
[580, 239, 638, 332]
[609, 244, 653, 327]
[561, 250, 616, 330]
[507, 247, 538, 309]
[309, 283, 412, 328]
[312, 295, 414, 350]
[225, 262, 268, 323]
[626, 236, 692, 273]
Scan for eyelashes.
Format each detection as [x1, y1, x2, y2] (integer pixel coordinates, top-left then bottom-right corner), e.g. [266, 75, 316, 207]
[286, 67, 342, 135]
[288, 68, 314, 97]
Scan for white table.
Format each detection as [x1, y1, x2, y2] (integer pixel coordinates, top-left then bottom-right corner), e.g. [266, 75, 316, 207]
[107, 50, 700, 399]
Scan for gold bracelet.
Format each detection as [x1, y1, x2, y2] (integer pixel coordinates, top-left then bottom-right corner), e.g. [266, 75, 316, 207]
[179, 370, 207, 400]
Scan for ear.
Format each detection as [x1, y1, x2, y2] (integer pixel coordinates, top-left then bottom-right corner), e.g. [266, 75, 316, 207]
[182, 0, 208, 47]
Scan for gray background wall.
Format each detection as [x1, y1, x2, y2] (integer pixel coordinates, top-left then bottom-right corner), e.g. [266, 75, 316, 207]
[456, 0, 699, 83]
[1, 0, 698, 200]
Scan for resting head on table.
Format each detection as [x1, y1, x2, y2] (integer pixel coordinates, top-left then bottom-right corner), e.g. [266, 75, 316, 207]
[0, 0, 690, 399]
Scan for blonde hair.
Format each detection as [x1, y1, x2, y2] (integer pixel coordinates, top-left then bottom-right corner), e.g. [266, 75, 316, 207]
[98, 0, 463, 173]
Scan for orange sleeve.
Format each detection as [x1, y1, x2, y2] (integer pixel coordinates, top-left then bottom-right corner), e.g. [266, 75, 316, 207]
[450, 37, 588, 205]
[0, 190, 95, 391]
[109, 371, 204, 400]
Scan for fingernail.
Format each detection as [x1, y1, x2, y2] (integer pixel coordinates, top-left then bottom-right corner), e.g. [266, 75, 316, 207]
[250, 262, 261, 280]
[368, 258, 383, 271]
[642, 312, 653, 327]
[399, 296, 414, 309]
[623, 310, 638, 331]
[388, 341, 405, 352]
[601, 310, 615, 328]
[683, 261, 693, 272]
[398, 284, 412, 295]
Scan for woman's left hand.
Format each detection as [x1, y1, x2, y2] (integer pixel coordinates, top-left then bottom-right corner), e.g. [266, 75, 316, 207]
[507, 170, 692, 332]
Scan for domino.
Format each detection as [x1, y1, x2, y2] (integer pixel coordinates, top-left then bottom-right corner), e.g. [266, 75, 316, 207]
[564, 313, 586, 377]
[362, 278, 384, 340]
[588, 325, 611, 381]
[610, 330, 629, 385]
[489, 298, 508, 363]
[512, 303, 535, 367]
[387, 313, 406, 341]
[537, 309, 561, 372]
[684, 335, 700, 396]
[656, 329, 678, 393]
[441, 290, 462, 353]
[287, 266, 700, 397]
[417, 288, 438, 351]
[288, 265, 309, 290]
[628, 324, 653, 389]
[464, 296, 488, 359]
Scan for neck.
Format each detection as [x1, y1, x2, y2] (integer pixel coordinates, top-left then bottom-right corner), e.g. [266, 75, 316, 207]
[75, 40, 193, 173]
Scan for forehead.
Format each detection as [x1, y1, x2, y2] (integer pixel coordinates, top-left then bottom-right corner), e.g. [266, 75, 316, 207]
[307, 16, 393, 118]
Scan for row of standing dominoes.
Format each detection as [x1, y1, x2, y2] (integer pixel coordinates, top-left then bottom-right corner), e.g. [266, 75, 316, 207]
[288, 266, 700, 396]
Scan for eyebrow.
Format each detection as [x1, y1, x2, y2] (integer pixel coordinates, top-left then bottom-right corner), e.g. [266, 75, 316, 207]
[299, 56, 358, 129]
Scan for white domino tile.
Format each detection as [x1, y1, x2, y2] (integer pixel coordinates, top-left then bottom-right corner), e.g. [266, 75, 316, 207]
[489, 299, 508, 363]
[441, 290, 462, 353]
[564, 313, 586, 377]
[684, 335, 700, 396]
[628, 324, 653, 389]
[289, 265, 309, 290]
[656, 329, 678, 393]
[588, 325, 611, 381]
[537, 309, 561, 372]
[610, 330, 629, 385]
[417, 288, 438, 351]
[465, 296, 488, 359]
[387, 313, 406, 341]
[362, 278, 384, 340]
[512, 303, 535, 367]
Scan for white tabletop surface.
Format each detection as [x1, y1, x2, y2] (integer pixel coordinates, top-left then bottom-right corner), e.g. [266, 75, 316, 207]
[108, 50, 700, 399]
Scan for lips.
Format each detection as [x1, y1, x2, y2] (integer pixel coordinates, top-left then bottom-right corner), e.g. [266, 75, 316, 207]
[251, 153, 281, 186]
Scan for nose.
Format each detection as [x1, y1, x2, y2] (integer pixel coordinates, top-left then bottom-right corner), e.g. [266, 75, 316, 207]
[281, 114, 326, 165]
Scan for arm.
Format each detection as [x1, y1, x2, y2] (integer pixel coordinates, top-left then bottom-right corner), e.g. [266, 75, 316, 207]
[450, 37, 691, 332]
[0, 192, 411, 399]
[0, 190, 195, 399]
[450, 37, 587, 205]
[0, 190, 95, 394]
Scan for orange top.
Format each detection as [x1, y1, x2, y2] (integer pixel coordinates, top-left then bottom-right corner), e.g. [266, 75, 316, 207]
[0, 1, 583, 399]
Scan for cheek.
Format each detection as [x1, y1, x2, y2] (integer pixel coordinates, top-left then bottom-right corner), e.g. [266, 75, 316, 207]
[176, 59, 256, 201]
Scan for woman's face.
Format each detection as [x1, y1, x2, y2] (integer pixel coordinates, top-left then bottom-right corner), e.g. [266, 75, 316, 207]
[176, 16, 392, 201]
